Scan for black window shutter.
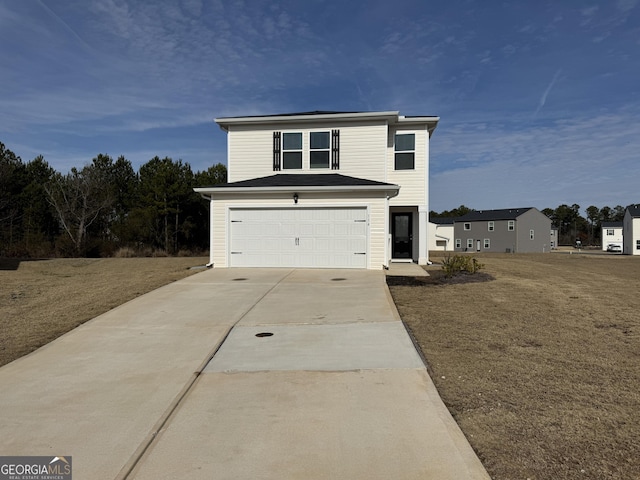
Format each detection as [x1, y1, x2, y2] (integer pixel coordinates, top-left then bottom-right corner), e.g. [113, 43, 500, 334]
[273, 132, 281, 171]
[331, 129, 340, 170]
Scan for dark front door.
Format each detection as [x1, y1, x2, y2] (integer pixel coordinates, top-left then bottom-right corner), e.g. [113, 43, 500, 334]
[392, 213, 413, 259]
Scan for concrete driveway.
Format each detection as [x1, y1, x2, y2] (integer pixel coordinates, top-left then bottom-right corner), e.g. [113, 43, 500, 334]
[0, 268, 489, 479]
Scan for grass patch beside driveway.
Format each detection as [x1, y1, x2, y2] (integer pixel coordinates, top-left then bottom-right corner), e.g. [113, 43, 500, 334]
[0, 257, 208, 367]
[388, 253, 640, 480]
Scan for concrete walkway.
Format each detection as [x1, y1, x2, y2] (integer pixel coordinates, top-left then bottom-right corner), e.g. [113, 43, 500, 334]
[0, 268, 490, 480]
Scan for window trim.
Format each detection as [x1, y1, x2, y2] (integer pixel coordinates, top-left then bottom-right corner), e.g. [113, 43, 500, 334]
[484, 238, 490, 249]
[464, 223, 471, 231]
[455, 238, 461, 249]
[282, 132, 303, 170]
[488, 221, 494, 231]
[636, 239, 640, 250]
[607, 229, 615, 236]
[394, 132, 415, 170]
[508, 220, 515, 231]
[309, 131, 330, 169]
[466, 238, 473, 249]
[530, 229, 535, 240]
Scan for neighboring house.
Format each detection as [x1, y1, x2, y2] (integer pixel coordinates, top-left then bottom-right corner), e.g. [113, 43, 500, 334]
[453, 208, 551, 253]
[601, 221, 623, 251]
[623, 205, 640, 255]
[194, 111, 439, 269]
[428, 217, 456, 251]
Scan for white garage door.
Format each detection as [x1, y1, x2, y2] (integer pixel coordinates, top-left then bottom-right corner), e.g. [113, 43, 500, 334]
[229, 207, 368, 268]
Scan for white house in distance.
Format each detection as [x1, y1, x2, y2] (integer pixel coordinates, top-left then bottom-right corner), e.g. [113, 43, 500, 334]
[623, 205, 640, 255]
[428, 217, 455, 251]
[195, 111, 439, 269]
[601, 221, 623, 251]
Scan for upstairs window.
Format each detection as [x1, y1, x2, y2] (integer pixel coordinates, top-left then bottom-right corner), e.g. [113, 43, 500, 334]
[273, 130, 339, 170]
[282, 133, 302, 169]
[607, 229, 614, 236]
[488, 221, 494, 231]
[508, 220, 515, 231]
[530, 229, 535, 240]
[395, 133, 415, 170]
[464, 223, 471, 230]
[310, 131, 330, 169]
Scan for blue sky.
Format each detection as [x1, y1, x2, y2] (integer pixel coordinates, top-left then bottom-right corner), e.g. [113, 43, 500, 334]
[1, 0, 639, 212]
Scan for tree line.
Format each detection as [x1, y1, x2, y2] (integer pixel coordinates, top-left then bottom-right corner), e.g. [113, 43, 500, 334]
[0, 142, 226, 258]
[431, 204, 627, 246]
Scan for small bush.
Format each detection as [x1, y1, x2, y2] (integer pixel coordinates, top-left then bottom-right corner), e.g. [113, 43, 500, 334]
[442, 254, 484, 278]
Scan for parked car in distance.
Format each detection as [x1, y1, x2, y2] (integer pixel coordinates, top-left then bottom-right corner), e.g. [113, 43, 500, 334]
[607, 244, 622, 253]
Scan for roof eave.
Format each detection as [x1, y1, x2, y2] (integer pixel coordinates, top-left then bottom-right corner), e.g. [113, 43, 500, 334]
[215, 111, 401, 131]
[398, 115, 440, 135]
[194, 184, 400, 196]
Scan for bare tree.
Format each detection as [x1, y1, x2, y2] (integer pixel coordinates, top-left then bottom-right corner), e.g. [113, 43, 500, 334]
[44, 164, 114, 255]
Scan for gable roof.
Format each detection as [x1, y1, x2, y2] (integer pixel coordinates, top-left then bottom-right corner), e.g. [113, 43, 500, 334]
[457, 208, 535, 222]
[194, 174, 400, 196]
[626, 204, 640, 218]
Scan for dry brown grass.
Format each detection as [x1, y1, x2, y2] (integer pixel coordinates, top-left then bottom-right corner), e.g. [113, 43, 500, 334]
[3, 254, 639, 478]
[388, 252, 640, 480]
[0, 257, 208, 367]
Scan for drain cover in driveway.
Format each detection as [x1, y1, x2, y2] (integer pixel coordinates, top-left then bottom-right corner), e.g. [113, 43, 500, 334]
[205, 323, 424, 373]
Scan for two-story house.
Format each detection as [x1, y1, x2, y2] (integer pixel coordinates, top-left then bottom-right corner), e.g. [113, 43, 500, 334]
[453, 207, 551, 253]
[194, 111, 439, 269]
[601, 221, 623, 251]
[623, 204, 640, 255]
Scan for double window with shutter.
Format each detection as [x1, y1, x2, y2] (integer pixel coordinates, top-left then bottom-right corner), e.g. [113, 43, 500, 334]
[273, 130, 340, 171]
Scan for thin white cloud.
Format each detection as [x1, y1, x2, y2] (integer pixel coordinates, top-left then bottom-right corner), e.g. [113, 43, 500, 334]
[431, 106, 640, 211]
[533, 69, 562, 117]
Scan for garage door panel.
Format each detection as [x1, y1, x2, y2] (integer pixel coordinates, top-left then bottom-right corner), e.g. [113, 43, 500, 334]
[230, 208, 368, 268]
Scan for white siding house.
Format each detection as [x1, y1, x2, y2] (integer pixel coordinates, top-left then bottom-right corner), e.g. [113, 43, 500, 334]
[195, 111, 439, 269]
[623, 205, 640, 256]
[601, 222, 623, 251]
[428, 218, 455, 251]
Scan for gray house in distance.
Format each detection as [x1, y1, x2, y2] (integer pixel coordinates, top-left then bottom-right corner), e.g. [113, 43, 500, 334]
[453, 207, 551, 253]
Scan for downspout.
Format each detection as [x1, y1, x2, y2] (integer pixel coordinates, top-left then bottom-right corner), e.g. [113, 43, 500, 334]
[383, 194, 390, 270]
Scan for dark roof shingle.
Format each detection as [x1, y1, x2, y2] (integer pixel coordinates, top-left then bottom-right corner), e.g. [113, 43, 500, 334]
[457, 208, 534, 222]
[626, 204, 640, 217]
[198, 174, 397, 189]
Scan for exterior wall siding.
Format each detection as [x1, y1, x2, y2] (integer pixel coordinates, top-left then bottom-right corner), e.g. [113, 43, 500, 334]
[601, 227, 623, 251]
[387, 126, 427, 207]
[210, 192, 388, 268]
[454, 220, 517, 253]
[452, 209, 551, 253]
[516, 209, 552, 252]
[227, 121, 388, 183]
[428, 223, 454, 251]
[624, 214, 640, 255]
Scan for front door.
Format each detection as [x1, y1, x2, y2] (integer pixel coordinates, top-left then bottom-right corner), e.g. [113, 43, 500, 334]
[392, 213, 413, 259]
